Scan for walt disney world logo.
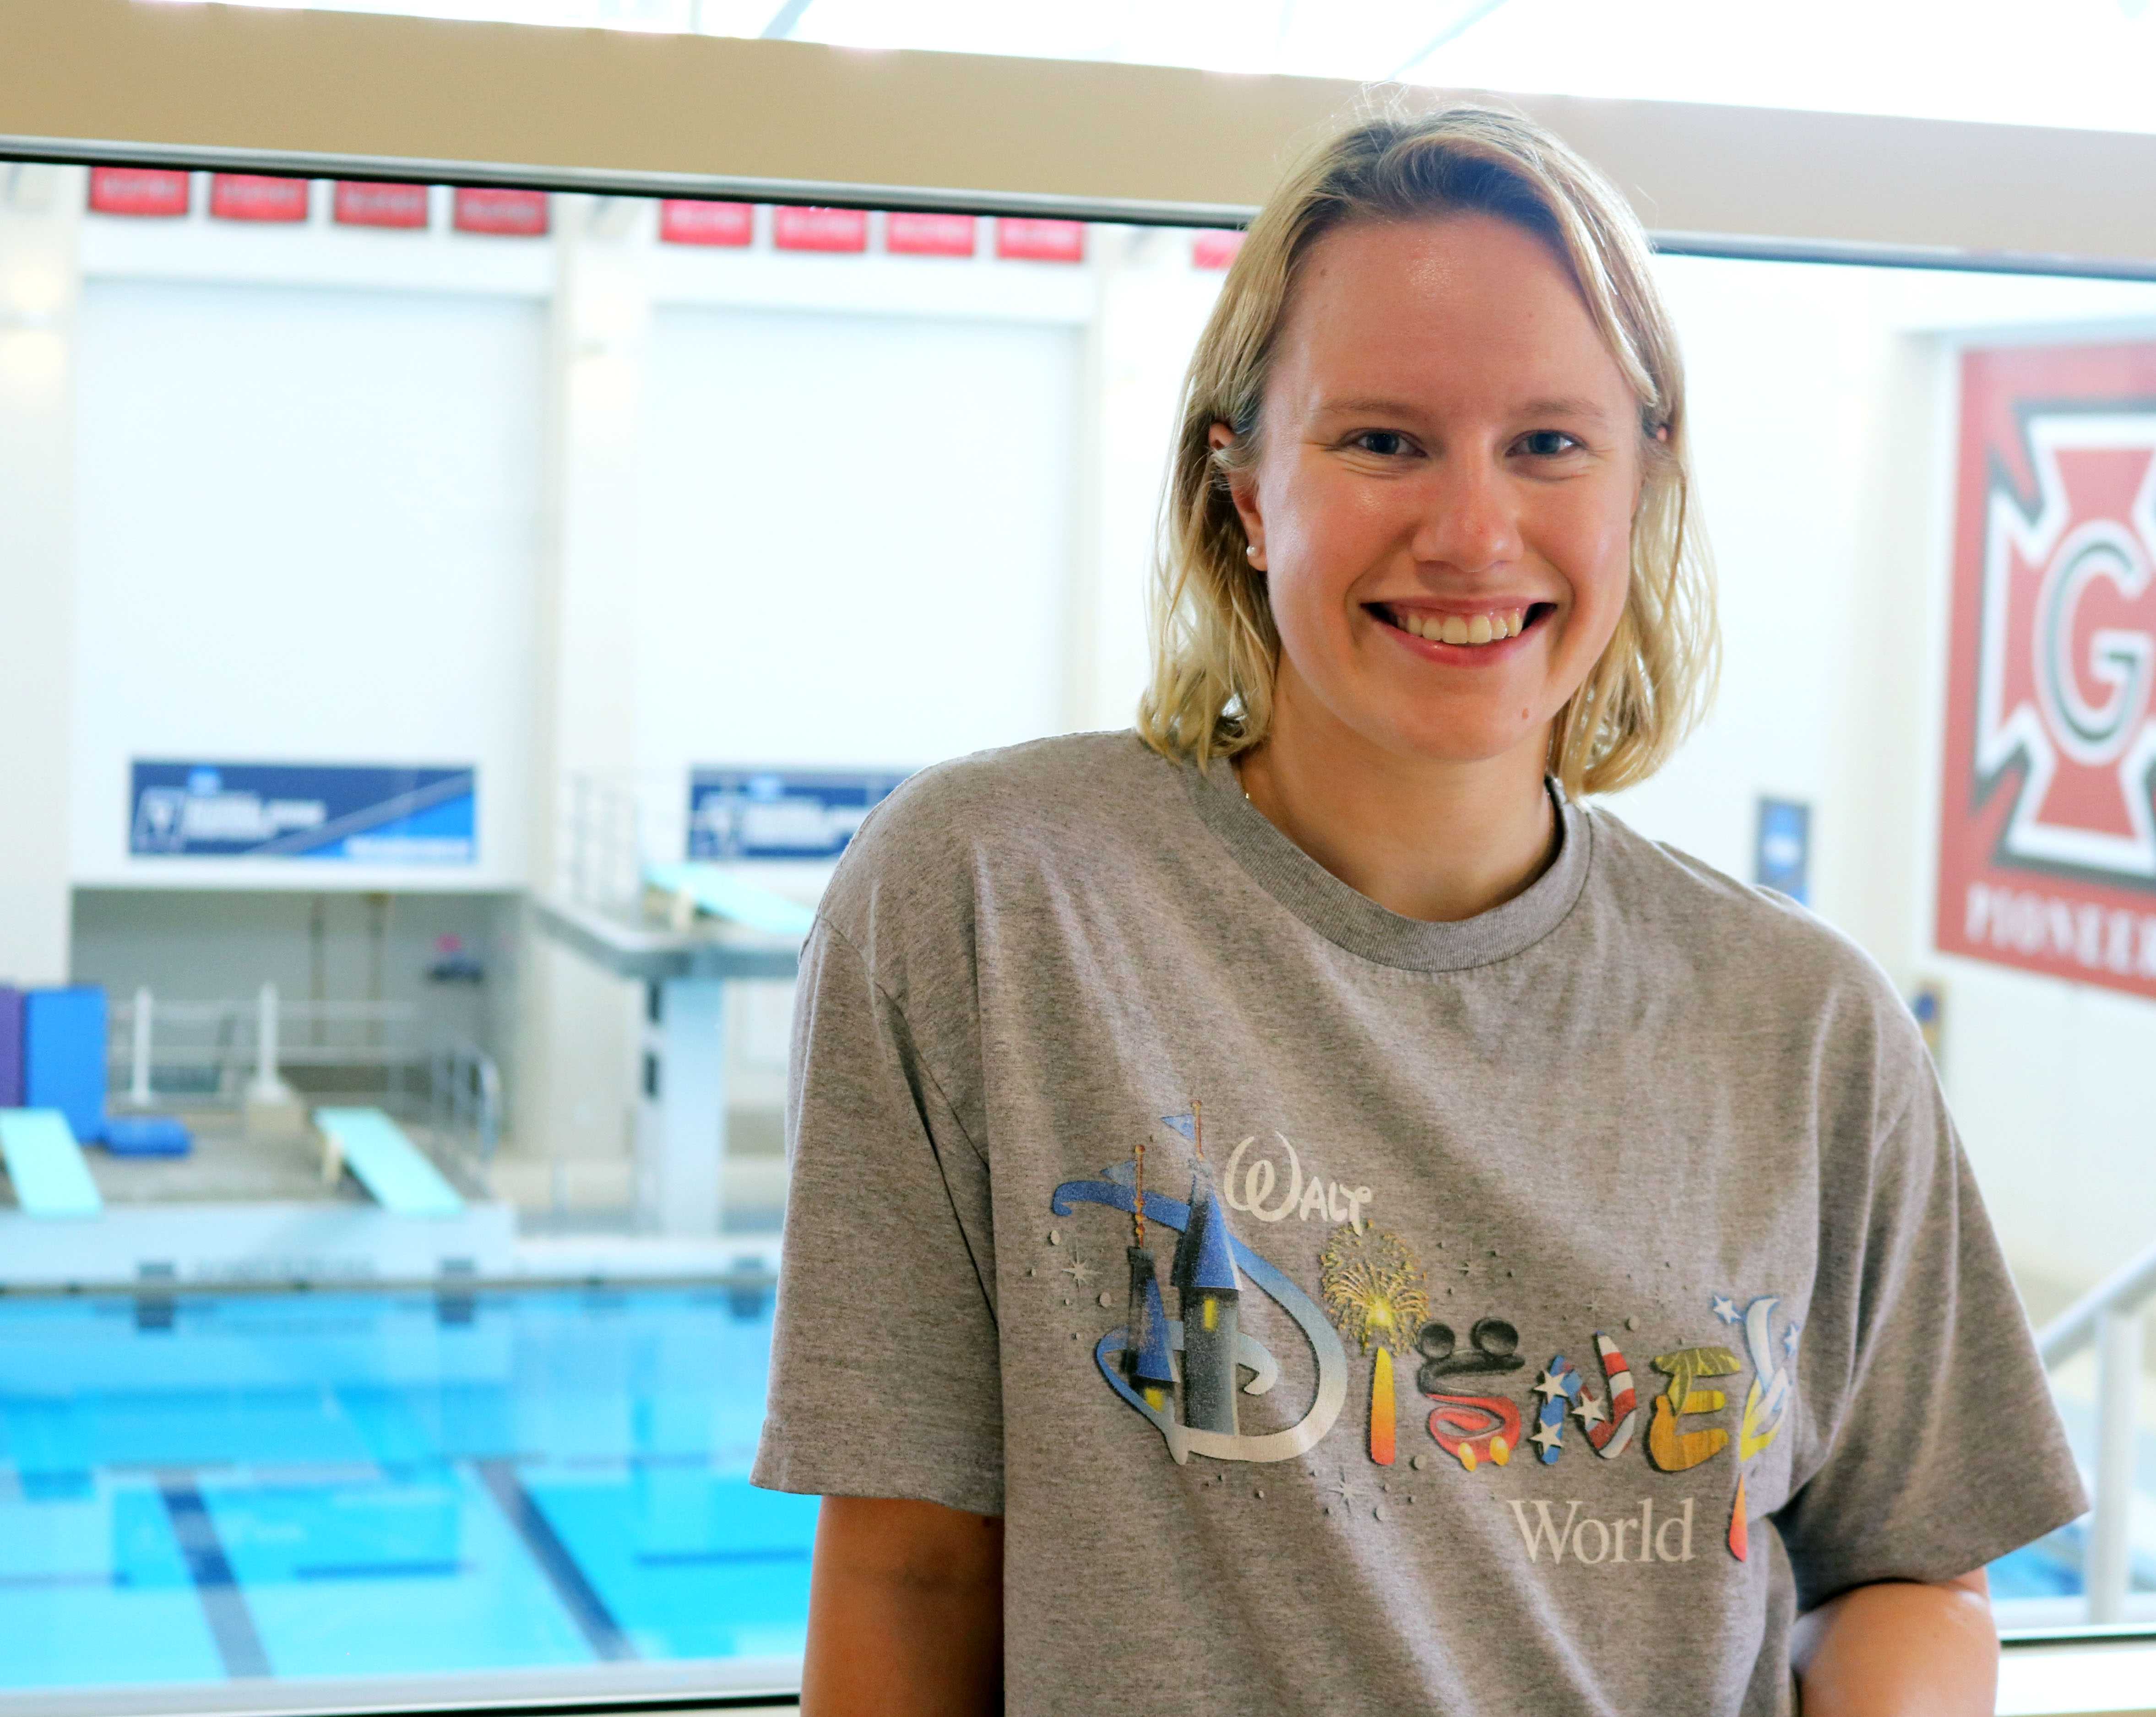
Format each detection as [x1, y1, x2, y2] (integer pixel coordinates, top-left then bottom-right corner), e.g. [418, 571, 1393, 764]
[1975, 408, 2156, 882]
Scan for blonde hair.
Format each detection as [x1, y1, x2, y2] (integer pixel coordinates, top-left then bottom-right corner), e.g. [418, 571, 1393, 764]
[1136, 102, 1717, 798]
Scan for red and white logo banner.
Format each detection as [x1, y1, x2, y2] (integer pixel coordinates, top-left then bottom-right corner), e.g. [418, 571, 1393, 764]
[995, 217, 1086, 264]
[334, 181, 430, 229]
[88, 168, 191, 217]
[209, 174, 310, 222]
[1192, 230, 1245, 271]
[886, 211, 977, 257]
[772, 206, 867, 253]
[1937, 341, 2156, 998]
[660, 199, 754, 247]
[453, 188, 549, 237]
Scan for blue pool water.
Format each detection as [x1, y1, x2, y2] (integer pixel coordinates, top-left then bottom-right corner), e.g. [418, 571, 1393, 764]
[0, 1284, 2133, 1700]
[0, 1285, 815, 1698]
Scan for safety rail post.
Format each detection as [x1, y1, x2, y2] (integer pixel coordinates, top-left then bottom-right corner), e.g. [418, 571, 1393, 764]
[2089, 1308, 2142, 1623]
[129, 985, 152, 1108]
[247, 982, 287, 1103]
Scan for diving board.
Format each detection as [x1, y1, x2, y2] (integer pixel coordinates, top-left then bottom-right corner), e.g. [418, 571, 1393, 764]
[315, 1107, 464, 1218]
[0, 1108, 103, 1219]
[643, 863, 817, 938]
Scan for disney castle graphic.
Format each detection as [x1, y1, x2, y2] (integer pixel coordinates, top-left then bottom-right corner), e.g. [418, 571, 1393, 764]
[1121, 1113, 1246, 1436]
[1055, 1109, 1351, 1466]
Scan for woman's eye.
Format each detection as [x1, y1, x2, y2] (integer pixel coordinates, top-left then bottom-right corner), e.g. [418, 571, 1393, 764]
[1351, 430, 1412, 457]
[1518, 429, 1581, 457]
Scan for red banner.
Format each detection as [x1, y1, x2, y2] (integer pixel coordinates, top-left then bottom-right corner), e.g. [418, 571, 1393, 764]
[453, 188, 549, 237]
[210, 174, 310, 223]
[773, 206, 867, 253]
[334, 181, 430, 229]
[1935, 340, 2156, 999]
[996, 217, 1086, 263]
[88, 168, 191, 217]
[660, 199, 755, 246]
[1193, 230, 1245, 271]
[886, 211, 977, 257]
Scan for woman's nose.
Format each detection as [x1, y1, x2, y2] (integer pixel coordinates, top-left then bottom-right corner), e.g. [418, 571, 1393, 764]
[1410, 456, 1523, 573]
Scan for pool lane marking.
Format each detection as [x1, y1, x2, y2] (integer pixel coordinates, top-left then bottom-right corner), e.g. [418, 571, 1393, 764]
[158, 1480, 272, 1680]
[475, 1460, 635, 1663]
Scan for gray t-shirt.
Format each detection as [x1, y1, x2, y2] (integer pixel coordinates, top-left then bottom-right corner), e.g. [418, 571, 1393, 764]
[753, 731, 2083, 1716]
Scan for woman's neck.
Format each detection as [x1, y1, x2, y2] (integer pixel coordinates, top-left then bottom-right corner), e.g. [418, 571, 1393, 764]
[1234, 687, 1559, 926]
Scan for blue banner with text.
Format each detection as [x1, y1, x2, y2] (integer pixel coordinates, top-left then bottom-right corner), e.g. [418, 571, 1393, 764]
[687, 769, 907, 861]
[129, 761, 477, 864]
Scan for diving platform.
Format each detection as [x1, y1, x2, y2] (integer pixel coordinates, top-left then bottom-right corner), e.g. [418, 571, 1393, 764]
[0, 1107, 104, 1219]
[315, 1106, 467, 1218]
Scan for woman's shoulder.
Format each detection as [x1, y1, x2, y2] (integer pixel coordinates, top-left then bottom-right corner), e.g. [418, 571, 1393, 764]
[815, 731, 1186, 952]
[851, 730, 1179, 861]
[1582, 802, 1917, 1039]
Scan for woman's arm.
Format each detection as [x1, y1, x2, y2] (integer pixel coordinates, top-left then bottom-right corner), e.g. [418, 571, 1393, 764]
[800, 1495, 1004, 1717]
[1792, 1569, 1996, 1716]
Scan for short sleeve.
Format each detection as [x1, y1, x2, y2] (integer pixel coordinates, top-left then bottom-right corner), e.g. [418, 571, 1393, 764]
[1771, 1067, 2086, 1610]
[749, 920, 1005, 1516]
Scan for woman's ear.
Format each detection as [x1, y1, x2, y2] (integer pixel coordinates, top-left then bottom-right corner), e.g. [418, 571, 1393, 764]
[1209, 421, 1266, 569]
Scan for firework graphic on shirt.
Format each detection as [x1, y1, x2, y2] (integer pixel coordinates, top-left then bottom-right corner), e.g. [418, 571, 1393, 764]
[1318, 1224, 1428, 1465]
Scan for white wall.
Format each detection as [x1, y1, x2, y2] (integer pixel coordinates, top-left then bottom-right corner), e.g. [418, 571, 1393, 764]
[634, 303, 1081, 777]
[69, 278, 546, 891]
[0, 164, 84, 986]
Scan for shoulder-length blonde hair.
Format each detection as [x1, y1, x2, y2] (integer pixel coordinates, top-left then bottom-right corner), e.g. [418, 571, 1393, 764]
[1135, 103, 1717, 798]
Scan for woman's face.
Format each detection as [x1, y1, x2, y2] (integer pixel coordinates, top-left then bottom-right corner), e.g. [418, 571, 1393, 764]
[1222, 212, 1644, 775]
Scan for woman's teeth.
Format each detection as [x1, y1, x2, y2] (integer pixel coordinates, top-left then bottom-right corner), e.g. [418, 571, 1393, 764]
[1395, 607, 1530, 646]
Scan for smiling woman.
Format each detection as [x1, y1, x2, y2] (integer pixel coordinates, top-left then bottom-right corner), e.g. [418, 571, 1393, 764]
[1145, 105, 1713, 806]
[754, 102, 2084, 1717]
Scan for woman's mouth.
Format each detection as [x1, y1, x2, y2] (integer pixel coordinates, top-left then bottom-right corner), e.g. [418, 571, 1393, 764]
[1370, 602, 1553, 648]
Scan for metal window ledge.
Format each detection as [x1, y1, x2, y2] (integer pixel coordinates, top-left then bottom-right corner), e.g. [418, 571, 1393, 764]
[2001, 1633, 2156, 1716]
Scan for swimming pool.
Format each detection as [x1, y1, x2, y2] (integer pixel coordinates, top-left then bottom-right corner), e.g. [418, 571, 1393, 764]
[0, 1282, 2131, 1712]
[0, 1284, 814, 1712]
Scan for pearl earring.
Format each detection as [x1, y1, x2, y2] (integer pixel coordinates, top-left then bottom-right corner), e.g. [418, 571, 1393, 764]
[1245, 544, 1260, 562]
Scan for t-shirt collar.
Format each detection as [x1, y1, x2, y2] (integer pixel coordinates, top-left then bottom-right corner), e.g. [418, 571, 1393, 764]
[1187, 753, 1591, 972]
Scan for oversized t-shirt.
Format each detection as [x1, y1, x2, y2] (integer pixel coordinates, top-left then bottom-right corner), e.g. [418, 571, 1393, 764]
[752, 731, 2084, 1717]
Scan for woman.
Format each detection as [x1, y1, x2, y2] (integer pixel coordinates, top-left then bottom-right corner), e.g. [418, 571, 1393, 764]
[753, 105, 2082, 1715]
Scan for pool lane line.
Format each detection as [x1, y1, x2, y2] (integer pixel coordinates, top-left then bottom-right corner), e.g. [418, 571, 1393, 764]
[635, 1546, 809, 1567]
[158, 1480, 272, 1680]
[475, 1459, 635, 1663]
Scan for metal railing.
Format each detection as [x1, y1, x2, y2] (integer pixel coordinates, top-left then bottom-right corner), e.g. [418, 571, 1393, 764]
[564, 769, 688, 911]
[2038, 1237, 2156, 1625]
[109, 984, 503, 1173]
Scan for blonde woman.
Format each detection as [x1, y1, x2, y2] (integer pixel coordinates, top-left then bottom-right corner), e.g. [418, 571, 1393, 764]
[755, 106, 2081, 1716]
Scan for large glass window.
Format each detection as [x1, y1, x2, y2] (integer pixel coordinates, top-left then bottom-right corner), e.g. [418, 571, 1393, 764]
[2, 152, 2155, 1713]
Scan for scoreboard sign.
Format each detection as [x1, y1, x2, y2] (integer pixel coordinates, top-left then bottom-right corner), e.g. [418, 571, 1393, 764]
[1937, 341, 2156, 998]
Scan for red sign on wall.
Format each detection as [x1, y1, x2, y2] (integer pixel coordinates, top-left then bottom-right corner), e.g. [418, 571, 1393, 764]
[209, 174, 311, 223]
[1936, 341, 2156, 999]
[453, 188, 549, 237]
[773, 206, 867, 253]
[334, 181, 430, 229]
[88, 168, 191, 217]
[995, 217, 1086, 263]
[660, 199, 754, 247]
[1193, 230, 1246, 271]
[885, 211, 977, 257]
